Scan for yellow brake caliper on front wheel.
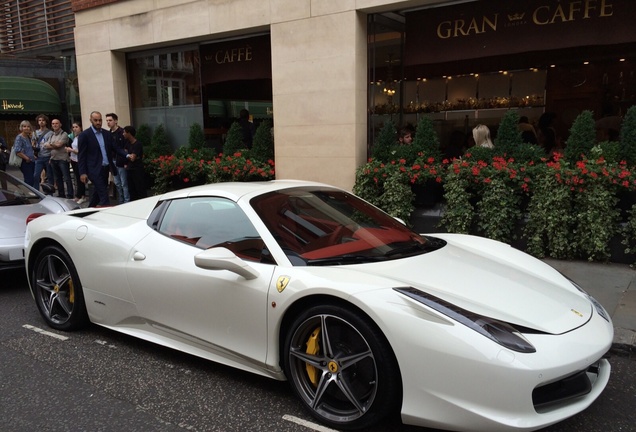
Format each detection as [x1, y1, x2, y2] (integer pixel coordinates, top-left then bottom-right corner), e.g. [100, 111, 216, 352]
[305, 327, 321, 386]
[68, 278, 75, 304]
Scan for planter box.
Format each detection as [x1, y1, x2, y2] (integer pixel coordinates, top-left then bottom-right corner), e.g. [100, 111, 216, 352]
[410, 204, 635, 264]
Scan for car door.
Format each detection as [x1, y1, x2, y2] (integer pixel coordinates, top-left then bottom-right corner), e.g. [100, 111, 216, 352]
[125, 196, 276, 366]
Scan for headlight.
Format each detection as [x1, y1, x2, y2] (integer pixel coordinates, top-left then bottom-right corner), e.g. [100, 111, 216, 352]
[394, 287, 536, 353]
[569, 279, 610, 322]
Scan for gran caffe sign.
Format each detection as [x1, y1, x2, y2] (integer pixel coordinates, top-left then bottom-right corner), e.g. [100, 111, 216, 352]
[405, 0, 635, 66]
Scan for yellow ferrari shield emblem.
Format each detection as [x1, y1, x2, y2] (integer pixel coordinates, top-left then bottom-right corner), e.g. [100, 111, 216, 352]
[276, 276, 290, 293]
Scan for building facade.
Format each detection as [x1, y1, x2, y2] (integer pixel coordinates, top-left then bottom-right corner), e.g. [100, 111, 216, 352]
[70, 0, 635, 190]
[0, 0, 78, 144]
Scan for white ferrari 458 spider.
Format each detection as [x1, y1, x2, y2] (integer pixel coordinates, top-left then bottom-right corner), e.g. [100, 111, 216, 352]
[24, 180, 612, 431]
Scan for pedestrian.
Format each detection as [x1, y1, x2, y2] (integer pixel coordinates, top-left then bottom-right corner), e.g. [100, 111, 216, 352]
[32, 114, 54, 191]
[238, 108, 255, 149]
[518, 116, 538, 145]
[123, 125, 146, 201]
[472, 124, 494, 149]
[106, 113, 130, 204]
[78, 111, 117, 207]
[67, 121, 88, 204]
[46, 118, 74, 199]
[398, 126, 414, 145]
[13, 120, 36, 186]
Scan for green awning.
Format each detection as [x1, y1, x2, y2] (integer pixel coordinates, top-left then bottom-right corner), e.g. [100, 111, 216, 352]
[0, 76, 62, 115]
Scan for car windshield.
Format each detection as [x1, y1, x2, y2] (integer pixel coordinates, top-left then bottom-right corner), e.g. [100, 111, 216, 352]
[250, 187, 445, 266]
[0, 172, 41, 206]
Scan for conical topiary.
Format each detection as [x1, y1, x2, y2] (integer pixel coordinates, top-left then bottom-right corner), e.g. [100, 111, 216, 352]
[564, 110, 596, 163]
[151, 124, 172, 156]
[412, 116, 441, 160]
[223, 121, 245, 155]
[494, 110, 522, 156]
[136, 124, 152, 148]
[188, 122, 205, 150]
[371, 120, 397, 162]
[620, 105, 636, 166]
[251, 120, 274, 162]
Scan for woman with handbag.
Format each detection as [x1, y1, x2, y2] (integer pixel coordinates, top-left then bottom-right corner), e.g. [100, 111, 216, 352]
[13, 120, 36, 186]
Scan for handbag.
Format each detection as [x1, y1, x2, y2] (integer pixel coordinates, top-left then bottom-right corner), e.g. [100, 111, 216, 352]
[9, 145, 22, 167]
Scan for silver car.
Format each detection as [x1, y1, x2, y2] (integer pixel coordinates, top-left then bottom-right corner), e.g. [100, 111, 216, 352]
[0, 170, 79, 270]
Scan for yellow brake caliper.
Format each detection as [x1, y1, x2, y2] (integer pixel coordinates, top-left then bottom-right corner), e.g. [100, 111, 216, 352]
[68, 278, 75, 304]
[305, 327, 321, 386]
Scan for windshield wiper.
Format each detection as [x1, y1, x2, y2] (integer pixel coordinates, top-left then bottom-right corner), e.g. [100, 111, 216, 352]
[384, 237, 446, 257]
[305, 254, 388, 266]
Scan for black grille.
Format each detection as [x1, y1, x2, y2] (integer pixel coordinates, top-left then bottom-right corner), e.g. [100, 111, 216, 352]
[532, 363, 597, 410]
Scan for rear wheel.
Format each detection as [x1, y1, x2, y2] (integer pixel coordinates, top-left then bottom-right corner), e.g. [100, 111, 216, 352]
[31, 245, 89, 331]
[283, 304, 400, 430]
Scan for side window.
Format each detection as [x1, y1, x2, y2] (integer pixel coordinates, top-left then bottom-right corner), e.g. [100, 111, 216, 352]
[158, 197, 273, 263]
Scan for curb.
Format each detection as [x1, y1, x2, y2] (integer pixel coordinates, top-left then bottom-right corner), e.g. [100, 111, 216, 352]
[611, 328, 636, 356]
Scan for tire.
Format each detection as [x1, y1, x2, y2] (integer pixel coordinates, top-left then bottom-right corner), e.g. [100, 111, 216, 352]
[283, 304, 401, 430]
[31, 245, 89, 331]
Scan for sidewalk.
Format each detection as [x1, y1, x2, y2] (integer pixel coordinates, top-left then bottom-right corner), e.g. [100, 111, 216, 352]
[544, 258, 636, 355]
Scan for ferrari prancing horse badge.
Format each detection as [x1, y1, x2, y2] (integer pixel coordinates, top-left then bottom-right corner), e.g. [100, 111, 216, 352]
[276, 276, 290, 293]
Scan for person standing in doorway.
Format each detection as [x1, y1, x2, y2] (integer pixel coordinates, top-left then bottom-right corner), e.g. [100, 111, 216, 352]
[123, 126, 146, 201]
[32, 114, 54, 191]
[106, 113, 130, 204]
[45, 118, 74, 199]
[238, 109, 255, 149]
[78, 111, 116, 207]
[67, 121, 88, 204]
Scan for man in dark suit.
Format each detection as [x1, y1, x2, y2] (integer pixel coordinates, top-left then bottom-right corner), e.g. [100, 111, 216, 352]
[78, 111, 117, 207]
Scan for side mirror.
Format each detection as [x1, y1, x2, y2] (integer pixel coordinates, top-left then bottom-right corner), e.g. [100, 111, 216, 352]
[194, 247, 260, 280]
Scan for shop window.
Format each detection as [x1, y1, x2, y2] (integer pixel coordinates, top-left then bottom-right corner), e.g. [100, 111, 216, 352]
[128, 49, 201, 109]
[127, 47, 204, 149]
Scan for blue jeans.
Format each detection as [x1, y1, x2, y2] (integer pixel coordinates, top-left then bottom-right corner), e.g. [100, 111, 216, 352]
[50, 159, 74, 198]
[33, 156, 53, 191]
[113, 165, 130, 204]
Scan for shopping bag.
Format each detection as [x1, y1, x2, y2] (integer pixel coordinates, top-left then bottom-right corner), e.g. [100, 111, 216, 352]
[9, 146, 22, 167]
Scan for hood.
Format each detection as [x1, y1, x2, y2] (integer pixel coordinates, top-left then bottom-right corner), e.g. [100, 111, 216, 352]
[353, 234, 592, 334]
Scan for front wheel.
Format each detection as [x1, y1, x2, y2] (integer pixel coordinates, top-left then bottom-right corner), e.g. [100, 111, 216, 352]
[283, 304, 401, 430]
[31, 245, 89, 331]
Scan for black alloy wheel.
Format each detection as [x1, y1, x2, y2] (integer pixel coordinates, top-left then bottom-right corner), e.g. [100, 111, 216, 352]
[31, 245, 89, 331]
[283, 304, 401, 430]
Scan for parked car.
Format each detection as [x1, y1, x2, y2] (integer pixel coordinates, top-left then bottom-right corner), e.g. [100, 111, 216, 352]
[0, 170, 79, 271]
[24, 180, 612, 432]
